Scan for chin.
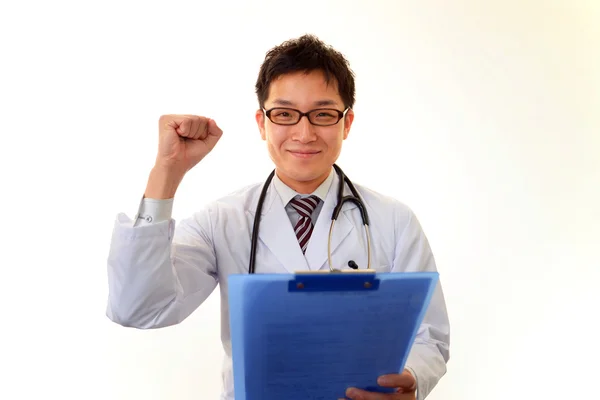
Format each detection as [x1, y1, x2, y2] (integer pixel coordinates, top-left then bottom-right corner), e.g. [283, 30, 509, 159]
[283, 163, 329, 182]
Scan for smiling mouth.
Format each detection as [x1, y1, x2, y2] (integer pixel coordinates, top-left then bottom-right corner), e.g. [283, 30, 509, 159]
[288, 150, 321, 158]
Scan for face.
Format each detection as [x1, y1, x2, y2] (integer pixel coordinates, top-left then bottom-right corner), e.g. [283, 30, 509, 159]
[255, 70, 354, 193]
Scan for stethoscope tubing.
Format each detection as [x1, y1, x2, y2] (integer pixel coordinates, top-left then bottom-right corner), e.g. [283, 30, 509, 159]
[249, 164, 371, 274]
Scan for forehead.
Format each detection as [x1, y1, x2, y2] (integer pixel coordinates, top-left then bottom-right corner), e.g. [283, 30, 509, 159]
[266, 70, 343, 108]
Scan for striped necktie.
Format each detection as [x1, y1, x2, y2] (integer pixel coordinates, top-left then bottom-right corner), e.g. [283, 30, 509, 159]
[289, 195, 320, 253]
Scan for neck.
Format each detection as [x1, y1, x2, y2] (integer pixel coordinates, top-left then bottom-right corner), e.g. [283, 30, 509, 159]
[276, 168, 330, 194]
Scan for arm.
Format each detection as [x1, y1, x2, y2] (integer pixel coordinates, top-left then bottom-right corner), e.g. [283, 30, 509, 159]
[106, 114, 224, 329]
[105, 196, 218, 329]
[393, 207, 450, 400]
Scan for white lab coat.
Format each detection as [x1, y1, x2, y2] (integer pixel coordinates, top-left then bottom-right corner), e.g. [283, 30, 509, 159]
[106, 169, 450, 400]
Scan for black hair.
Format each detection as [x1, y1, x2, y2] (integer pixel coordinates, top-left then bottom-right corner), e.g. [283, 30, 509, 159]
[255, 34, 356, 109]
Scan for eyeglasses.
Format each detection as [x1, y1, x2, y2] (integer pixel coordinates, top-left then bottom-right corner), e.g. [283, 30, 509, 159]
[263, 107, 349, 126]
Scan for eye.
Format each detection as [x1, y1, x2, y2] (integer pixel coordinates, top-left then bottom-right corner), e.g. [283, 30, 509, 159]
[272, 109, 294, 118]
[314, 110, 337, 120]
[269, 109, 299, 124]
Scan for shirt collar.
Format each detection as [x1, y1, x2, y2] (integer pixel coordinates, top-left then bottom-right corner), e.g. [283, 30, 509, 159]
[273, 167, 334, 205]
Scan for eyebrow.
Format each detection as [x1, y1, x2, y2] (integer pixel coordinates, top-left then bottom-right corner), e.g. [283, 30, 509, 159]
[272, 98, 339, 107]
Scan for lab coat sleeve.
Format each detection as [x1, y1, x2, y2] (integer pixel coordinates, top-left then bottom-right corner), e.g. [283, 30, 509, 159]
[106, 203, 218, 329]
[393, 208, 450, 400]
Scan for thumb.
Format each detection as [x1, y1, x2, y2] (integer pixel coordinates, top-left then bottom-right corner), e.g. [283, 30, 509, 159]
[377, 371, 416, 390]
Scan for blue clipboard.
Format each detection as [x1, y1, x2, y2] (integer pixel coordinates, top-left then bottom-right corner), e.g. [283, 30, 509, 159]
[228, 270, 438, 400]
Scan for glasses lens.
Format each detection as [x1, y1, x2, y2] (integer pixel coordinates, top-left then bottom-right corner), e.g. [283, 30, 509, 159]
[308, 109, 341, 126]
[269, 108, 300, 125]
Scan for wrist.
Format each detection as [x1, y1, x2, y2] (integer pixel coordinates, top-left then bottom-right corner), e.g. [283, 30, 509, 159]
[144, 165, 184, 199]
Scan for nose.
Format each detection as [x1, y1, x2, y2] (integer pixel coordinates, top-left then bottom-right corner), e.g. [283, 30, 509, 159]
[293, 115, 317, 143]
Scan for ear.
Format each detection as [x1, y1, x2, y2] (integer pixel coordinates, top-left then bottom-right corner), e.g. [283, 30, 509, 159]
[255, 109, 267, 140]
[342, 109, 354, 140]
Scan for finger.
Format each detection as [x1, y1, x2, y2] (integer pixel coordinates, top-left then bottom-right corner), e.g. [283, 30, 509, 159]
[175, 118, 192, 137]
[346, 387, 413, 400]
[377, 371, 416, 390]
[184, 115, 208, 140]
[197, 118, 210, 140]
[192, 118, 208, 140]
[185, 117, 199, 139]
[201, 119, 223, 150]
[345, 387, 392, 400]
[167, 115, 206, 139]
[345, 387, 367, 399]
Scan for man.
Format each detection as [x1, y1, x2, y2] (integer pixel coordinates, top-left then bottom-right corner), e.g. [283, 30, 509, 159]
[106, 34, 450, 400]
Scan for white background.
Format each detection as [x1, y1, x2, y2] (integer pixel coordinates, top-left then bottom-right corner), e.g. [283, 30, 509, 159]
[1, 0, 598, 399]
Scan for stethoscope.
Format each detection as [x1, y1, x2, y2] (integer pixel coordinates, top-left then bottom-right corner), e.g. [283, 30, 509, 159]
[248, 164, 372, 274]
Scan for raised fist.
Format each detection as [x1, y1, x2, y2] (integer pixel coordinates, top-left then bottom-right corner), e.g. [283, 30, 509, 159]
[155, 114, 223, 174]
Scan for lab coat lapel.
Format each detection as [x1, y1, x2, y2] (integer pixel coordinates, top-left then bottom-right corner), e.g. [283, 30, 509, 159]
[305, 171, 356, 270]
[248, 184, 310, 273]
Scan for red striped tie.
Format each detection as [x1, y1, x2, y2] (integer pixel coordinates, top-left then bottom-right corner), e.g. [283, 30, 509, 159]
[289, 195, 320, 253]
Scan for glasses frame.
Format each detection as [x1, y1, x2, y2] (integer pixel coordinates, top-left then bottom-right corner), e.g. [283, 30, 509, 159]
[263, 107, 350, 126]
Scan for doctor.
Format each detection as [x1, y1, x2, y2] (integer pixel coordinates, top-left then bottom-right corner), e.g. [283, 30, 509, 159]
[106, 34, 450, 400]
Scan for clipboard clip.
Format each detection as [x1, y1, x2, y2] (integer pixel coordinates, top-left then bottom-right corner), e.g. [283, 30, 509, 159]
[289, 268, 379, 292]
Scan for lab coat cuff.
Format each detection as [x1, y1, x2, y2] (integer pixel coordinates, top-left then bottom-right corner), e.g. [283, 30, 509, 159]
[115, 213, 173, 236]
[404, 365, 419, 400]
